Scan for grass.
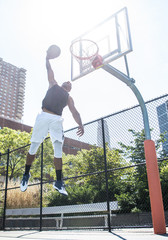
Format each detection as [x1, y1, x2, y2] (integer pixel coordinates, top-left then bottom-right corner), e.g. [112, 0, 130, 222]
[6, 181, 41, 209]
[0, 179, 54, 210]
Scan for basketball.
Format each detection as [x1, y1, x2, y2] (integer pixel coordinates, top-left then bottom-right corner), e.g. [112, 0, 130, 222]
[47, 45, 61, 59]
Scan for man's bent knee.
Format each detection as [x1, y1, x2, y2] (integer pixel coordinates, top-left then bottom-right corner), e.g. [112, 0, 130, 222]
[29, 142, 41, 155]
[53, 140, 63, 158]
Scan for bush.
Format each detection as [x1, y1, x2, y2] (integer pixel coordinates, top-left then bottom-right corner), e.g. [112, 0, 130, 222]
[0, 207, 3, 217]
[131, 207, 141, 213]
[47, 183, 96, 206]
[115, 193, 136, 213]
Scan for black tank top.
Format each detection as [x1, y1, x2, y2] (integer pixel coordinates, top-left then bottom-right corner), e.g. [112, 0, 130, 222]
[42, 84, 69, 116]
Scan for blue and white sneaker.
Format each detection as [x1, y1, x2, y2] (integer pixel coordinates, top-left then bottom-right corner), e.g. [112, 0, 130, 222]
[20, 173, 30, 192]
[53, 180, 68, 196]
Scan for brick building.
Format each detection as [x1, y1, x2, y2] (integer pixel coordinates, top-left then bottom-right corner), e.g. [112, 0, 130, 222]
[0, 115, 91, 155]
[0, 115, 31, 133]
[63, 137, 91, 155]
[0, 58, 26, 121]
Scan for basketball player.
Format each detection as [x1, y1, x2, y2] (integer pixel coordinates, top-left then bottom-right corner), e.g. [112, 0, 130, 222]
[20, 45, 84, 195]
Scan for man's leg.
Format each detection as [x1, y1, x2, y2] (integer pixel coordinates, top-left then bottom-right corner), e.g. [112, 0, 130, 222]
[53, 141, 68, 196]
[20, 142, 40, 192]
[54, 157, 62, 181]
[24, 153, 36, 174]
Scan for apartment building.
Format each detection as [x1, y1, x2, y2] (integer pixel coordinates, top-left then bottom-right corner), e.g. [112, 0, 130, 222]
[0, 58, 26, 121]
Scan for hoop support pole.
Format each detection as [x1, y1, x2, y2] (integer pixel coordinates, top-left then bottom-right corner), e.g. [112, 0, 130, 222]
[144, 140, 166, 234]
[102, 63, 166, 234]
[102, 64, 151, 139]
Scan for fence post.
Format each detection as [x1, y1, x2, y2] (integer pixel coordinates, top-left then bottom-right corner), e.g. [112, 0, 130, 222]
[3, 149, 10, 230]
[101, 119, 111, 232]
[40, 142, 43, 231]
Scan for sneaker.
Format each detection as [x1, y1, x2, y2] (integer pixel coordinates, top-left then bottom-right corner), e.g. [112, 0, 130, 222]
[53, 180, 68, 196]
[20, 173, 30, 192]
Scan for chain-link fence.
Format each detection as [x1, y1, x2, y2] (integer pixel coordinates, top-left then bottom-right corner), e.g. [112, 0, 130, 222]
[0, 94, 168, 230]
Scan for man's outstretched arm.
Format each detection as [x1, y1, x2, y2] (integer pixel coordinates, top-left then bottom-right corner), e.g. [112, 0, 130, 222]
[67, 96, 84, 137]
[46, 55, 57, 88]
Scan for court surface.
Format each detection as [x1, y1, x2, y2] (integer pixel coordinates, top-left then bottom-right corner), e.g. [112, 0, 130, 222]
[0, 228, 168, 240]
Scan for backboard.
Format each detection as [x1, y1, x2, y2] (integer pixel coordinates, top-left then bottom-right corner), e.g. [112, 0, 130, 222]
[70, 7, 132, 81]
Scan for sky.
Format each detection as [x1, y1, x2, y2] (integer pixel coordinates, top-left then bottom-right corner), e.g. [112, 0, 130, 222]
[0, 0, 168, 131]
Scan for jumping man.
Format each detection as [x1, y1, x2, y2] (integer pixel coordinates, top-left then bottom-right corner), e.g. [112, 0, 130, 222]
[20, 45, 84, 195]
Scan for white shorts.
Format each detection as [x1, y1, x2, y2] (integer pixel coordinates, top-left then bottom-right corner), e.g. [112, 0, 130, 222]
[30, 111, 64, 144]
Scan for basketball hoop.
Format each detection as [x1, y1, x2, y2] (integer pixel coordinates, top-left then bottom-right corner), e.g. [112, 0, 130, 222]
[70, 39, 103, 69]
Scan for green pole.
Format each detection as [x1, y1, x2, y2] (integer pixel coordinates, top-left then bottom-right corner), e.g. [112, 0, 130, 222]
[102, 64, 151, 140]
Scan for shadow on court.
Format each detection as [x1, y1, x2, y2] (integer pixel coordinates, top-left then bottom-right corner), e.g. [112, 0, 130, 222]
[12, 231, 39, 238]
[0, 229, 168, 240]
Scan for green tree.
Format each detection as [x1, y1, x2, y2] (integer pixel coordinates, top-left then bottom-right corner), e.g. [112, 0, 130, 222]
[0, 128, 55, 180]
[160, 163, 168, 210]
[0, 127, 31, 179]
[47, 145, 130, 206]
[76, 145, 130, 202]
[0, 127, 31, 153]
[117, 129, 167, 212]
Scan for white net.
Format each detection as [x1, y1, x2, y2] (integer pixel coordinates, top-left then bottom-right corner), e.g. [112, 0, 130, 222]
[70, 39, 99, 61]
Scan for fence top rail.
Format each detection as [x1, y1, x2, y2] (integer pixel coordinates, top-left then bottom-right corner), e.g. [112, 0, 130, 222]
[64, 93, 168, 132]
[6, 201, 119, 216]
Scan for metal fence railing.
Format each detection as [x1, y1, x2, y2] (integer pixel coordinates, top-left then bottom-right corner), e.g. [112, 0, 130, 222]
[0, 94, 168, 231]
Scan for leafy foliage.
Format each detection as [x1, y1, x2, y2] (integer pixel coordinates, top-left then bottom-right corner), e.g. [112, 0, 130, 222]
[47, 145, 129, 206]
[117, 129, 168, 212]
[1, 127, 168, 213]
[0, 127, 31, 179]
